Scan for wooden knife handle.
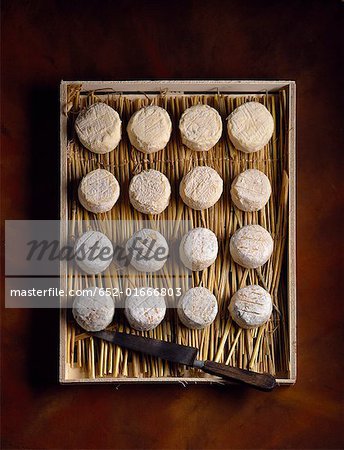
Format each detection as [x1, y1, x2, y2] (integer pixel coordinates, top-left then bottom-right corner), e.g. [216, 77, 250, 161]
[202, 360, 276, 391]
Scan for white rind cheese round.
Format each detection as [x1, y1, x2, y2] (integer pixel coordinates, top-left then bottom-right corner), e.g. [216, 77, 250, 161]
[177, 287, 218, 329]
[230, 225, 273, 269]
[78, 168, 120, 214]
[127, 105, 172, 154]
[74, 230, 113, 275]
[180, 166, 223, 210]
[230, 169, 272, 212]
[126, 228, 169, 272]
[129, 169, 171, 215]
[227, 102, 274, 153]
[73, 286, 115, 332]
[229, 284, 272, 329]
[125, 287, 166, 331]
[75, 103, 122, 154]
[179, 227, 218, 271]
[179, 104, 223, 151]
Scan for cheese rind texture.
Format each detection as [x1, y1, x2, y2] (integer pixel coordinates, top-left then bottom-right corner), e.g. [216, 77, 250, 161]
[126, 228, 169, 272]
[230, 169, 271, 212]
[73, 286, 115, 332]
[75, 103, 122, 154]
[229, 285, 272, 329]
[74, 230, 113, 275]
[179, 104, 222, 151]
[227, 102, 274, 153]
[127, 105, 172, 154]
[230, 225, 273, 269]
[78, 169, 120, 214]
[180, 166, 223, 210]
[125, 287, 166, 331]
[129, 169, 171, 214]
[179, 227, 218, 271]
[177, 287, 218, 329]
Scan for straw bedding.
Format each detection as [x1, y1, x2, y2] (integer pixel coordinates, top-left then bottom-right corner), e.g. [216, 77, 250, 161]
[63, 85, 290, 381]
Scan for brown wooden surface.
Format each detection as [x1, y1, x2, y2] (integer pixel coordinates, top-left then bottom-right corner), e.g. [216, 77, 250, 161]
[1, 1, 343, 449]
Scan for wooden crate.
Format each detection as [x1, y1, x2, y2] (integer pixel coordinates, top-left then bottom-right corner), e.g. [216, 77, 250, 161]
[60, 80, 296, 385]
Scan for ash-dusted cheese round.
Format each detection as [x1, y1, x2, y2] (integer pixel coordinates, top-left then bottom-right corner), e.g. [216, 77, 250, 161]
[127, 105, 172, 154]
[129, 169, 171, 215]
[179, 104, 222, 151]
[230, 169, 272, 212]
[177, 287, 218, 329]
[78, 169, 120, 214]
[230, 225, 273, 269]
[74, 230, 113, 275]
[180, 166, 223, 210]
[179, 228, 218, 271]
[125, 287, 166, 331]
[126, 228, 169, 272]
[227, 102, 274, 153]
[229, 285, 272, 329]
[73, 286, 115, 332]
[75, 103, 122, 154]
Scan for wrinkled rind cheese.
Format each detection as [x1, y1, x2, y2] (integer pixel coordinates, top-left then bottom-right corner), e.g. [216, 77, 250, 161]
[179, 227, 218, 271]
[179, 104, 223, 151]
[126, 228, 169, 272]
[127, 105, 172, 154]
[229, 285, 272, 329]
[180, 166, 223, 210]
[74, 230, 113, 275]
[78, 168, 120, 214]
[230, 225, 273, 269]
[227, 102, 274, 153]
[129, 169, 171, 215]
[178, 287, 218, 329]
[125, 287, 166, 331]
[75, 103, 122, 154]
[73, 286, 115, 332]
[230, 169, 272, 212]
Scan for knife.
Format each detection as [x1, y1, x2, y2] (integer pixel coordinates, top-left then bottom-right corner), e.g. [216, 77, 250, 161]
[91, 330, 276, 390]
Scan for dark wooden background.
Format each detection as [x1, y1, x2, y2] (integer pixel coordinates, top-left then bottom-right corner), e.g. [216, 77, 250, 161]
[1, 0, 343, 448]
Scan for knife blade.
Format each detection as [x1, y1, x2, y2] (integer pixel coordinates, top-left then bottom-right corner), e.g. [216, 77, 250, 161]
[91, 330, 276, 391]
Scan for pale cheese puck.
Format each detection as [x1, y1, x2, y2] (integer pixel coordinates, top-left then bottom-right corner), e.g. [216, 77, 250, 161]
[73, 286, 115, 332]
[129, 169, 171, 215]
[230, 225, 273, 269]
[179, 227, 218, 271]
[177, 287, 218, 329]
[229, 284, 272, 329]
[179, 104, 222, 151]
[180, 166, 223, 210]
[227, 102, 274, 153]
[74, 230, 113, 275]
[125, 287, 166, 331]
[127, 105, 172, 154]
[75, 102, 122, 154]
[230, 169, 272, 212]
[78, 168, 120, 214]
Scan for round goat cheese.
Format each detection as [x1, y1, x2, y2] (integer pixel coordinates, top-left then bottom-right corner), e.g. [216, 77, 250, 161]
[75, 102, 122, 154]
[179, 227, 218, 271]
[73, 286, 115, 332]
[129, 169, 171, 215]
[227, 102, 274, 153]
[180, 166, 223, 210]
[179, 104, 222, 151]
[78, 169, 120, 214]
[230, 225, 273, 269]
[127, 105, 172, 154]
[229, 284, 272, 329]
[74, 230, 113, 275]
[230, 169, 271, 212]
[125, 287, 166, 331]
[177, 287, 218, 329]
